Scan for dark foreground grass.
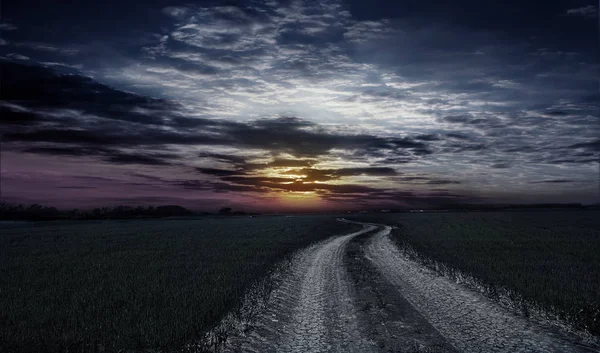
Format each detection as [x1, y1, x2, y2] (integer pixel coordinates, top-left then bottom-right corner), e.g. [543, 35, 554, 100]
[0, 215, 360, 353]
[351, 210, 600, 337]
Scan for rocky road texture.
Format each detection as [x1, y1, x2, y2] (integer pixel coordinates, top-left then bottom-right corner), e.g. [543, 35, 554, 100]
[365, 225, 598, 353]
[222, 222, 598, 353]
[224, 224, 378, 353]
[345, 224, 458, 353]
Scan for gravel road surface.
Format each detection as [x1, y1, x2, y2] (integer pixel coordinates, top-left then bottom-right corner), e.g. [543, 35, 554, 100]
[224, 221, 598, 353]
[364, 224, 597, 353]
[225, 224, 377, 352]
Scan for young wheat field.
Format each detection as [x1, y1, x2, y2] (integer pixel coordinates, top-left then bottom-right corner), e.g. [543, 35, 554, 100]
[0, 216, 360, 352]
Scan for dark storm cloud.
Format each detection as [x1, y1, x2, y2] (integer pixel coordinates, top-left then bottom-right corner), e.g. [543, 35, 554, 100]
[3, 127, 225, 147]
[390, 176, 462, 185]
[128, 173, 267, 194]
[172, 176, 384, 197]
[23, 146, 112, 156]
[191, 159, 420, 200]
[490, 162, 511, 169]
[222, 117, 431, 158]
[133, 171, 430, 202]
[104, 152, 177, 166]
[1, 61, 175, 126]
[268, 159, 316, 168]
[548, 158, 599, 165]
[445, 133, 472, 140]
[221, 176, 297, 184]
[1, 105, 43, 125]
[425, 179, 462, 185]
[7, 129, 134, 145]
[545, 110, 570, 116]
[446, 143, 488, 153]
[415, 134, 443, 141]
[197, 153, 249, 168]
[569, 140, 600, 152]
[3, 0, 598, 208]
[530, 179, 576, 184]
[398, 176, 430, 181]
[71, 175, 120, 183]
[440, 115, 473, 124]
[195, 166, 461, 197]
[213, 175, 379, 194]
[196, 158, 317, 176]
[334, 167, 398, 177]
[22, 146, 178, 166]
[175, 180, 262, 193]
[280, 167, 398, 182]
[439, 114, 505, 130]
[317, 188, 480, 207]
[196, 168, 240, 177]
[5, 53, 29, 60]
[1, 61, 435, 165]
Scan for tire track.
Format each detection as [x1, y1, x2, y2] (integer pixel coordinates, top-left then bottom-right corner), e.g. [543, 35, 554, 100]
[364, 224, 597, 353]
[225, 224, 377, 353]
[344, 223, 458, 353]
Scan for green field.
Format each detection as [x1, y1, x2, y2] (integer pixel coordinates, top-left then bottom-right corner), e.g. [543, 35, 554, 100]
[351, 210, 600, 337]
[0, 216, 360, 353]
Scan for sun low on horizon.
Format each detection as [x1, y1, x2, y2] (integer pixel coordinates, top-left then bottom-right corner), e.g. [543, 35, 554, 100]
[0, 0, 598, 212]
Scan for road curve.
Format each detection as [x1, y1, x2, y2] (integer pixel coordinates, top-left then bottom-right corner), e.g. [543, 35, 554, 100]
[364, 224, 597, 353]
[225, 223, 378, 353]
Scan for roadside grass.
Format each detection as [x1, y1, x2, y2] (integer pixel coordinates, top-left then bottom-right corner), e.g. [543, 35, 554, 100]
[351, 211, 600, 338]
[0, 215, 360, 353]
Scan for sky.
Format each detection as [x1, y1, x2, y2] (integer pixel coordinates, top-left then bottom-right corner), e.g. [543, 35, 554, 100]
[0, 0, 598, 212]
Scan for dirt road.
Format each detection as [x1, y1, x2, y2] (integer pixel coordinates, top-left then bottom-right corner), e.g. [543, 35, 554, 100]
[225, 223, 378, 352]
[223, 221, 598, 353]
[365, 225, 596, 353]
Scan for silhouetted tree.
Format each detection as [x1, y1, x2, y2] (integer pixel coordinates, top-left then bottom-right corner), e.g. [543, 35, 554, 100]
[218, 207, 232, 215]
[0, 202, 194, 221]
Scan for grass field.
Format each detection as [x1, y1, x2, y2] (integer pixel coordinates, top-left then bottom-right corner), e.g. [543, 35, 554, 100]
[351, 210, 600, 337]
[0, 215, 360, 353]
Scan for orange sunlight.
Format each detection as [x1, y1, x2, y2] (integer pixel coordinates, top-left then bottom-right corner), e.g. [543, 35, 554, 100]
[273, 191, 327, 211]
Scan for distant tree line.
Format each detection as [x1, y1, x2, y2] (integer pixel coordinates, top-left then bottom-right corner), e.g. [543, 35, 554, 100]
[353, 202, 597, 214]
[437, 203, 589, 211]
[0, 202, 259, 221]
[217, 207, 254, 216]
[0, 203, 62, 221]
[0, 203, 194, 221]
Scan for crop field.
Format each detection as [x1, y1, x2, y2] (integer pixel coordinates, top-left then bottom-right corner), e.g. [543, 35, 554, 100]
[0, 215, 361, 353]
[350, 210, 600, 338]
[2, 211, 598, 353]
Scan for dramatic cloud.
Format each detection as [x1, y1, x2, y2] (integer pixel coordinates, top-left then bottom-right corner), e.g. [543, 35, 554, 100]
[5, 53, 29, 60]
[1, 61, 449, 209]
[0, 23, 17, 31]
[0, 0, 598, 210]
[566, 5, 597, 18]
[570, 140, 600, 152]
[0, 62, 433, 161]
[530, 179, 576, 184]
